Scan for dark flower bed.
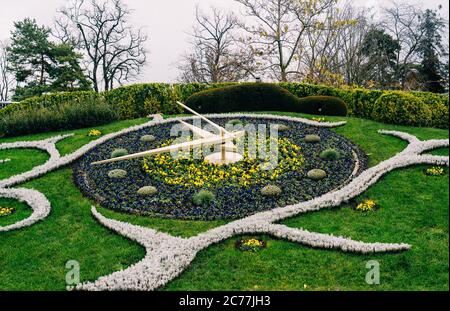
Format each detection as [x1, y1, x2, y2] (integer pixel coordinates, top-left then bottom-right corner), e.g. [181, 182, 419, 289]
[73, 117, 367, 220]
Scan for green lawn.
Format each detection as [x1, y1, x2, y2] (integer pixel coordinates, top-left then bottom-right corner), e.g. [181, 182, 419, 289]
[0, 113, 448, 290]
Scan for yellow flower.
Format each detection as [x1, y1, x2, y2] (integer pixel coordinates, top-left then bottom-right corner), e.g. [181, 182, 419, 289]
[88, 129, 102, 136]
[356, 199, 377, 211]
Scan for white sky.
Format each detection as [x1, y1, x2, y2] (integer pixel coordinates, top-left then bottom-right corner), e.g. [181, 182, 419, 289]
[0, 0, 448, 83]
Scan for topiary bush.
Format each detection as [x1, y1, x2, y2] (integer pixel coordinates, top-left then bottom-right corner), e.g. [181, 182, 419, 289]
[303, 134, 321, 143]
[260, 185, 282, 197]
[297, 96, 348, 116]
[227, 119, 244, 126]
[307, 169, 327, 180]
[140, 134, 156, 142]
[107, 169, 127, 179]
[274, 124, 291, 132]
[192, 190, 215, 206]
[185, 83, 302, 113]
[111, 148, 128, 158]
[185, 83, 348, 117]
[372, 91, 432, 127]
[137, 186, 158, 196]
[319, 148, 341, 160]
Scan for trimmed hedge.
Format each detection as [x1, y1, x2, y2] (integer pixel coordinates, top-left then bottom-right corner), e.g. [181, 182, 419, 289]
[297, 96, 347, 116]
[0, 96, 118, 137]
[185, 83, 348, 116]
[279, 82, 448, 128]
[185, 83, 304, 113]
[372, 91, 432, 127]
[103, 82, 238, 119]
[0, 81, 447, 137]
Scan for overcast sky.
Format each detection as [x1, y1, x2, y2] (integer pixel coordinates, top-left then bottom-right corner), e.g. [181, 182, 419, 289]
[0, 0, 448, 83]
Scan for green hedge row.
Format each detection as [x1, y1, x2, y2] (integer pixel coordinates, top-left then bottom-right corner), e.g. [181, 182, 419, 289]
[185, 83, 348, 116]
[1, 82, 447, 137]
[0, 95, 118, 137]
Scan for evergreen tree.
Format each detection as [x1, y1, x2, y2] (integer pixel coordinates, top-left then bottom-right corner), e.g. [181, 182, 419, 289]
[7, 18, 90, 100]
[360, 28, 401, 89]
[417, 9, 447, 93]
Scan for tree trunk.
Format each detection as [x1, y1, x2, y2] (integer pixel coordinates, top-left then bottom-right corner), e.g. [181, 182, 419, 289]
[280, 67, 287, 82]
[40, 54, 45, 85]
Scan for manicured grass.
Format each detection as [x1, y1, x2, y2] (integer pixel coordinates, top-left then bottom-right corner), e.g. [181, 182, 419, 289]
[0, 112, 448, 290]
[0, 149, 49, 180]
[0, 199, 33, 227]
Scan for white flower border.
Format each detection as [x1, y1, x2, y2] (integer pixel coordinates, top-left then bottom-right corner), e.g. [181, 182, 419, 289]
[0, 114, 448, 291]
[78, 126, 448, 291]
[0, 113, 338, 231]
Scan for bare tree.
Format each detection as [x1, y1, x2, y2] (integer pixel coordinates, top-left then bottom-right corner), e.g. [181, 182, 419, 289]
[298, 1, 363, 86]
[336, 5, 372, 86]
[178, 6, 257, 83]
[55, 0, 147, 91]
[381, 1, 427, 88]
[235, 0, 335, 82]
[0, 40, 15, 101]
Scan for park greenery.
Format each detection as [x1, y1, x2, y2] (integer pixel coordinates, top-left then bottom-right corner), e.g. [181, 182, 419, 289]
[0, 0, 448, 293]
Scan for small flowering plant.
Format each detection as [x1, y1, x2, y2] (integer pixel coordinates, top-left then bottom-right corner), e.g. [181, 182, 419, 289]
[424, 166, 446, 176]
[0, 158, 11, 164]
[0, 207, 16, 217]
[88, 129, 102, 137]
[235, 238, 266, 252]
[311, 117, 326, 123]
[354, 199, 377, 212]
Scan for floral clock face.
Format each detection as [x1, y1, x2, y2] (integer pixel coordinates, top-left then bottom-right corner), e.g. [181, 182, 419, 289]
[73, 117, 367, 220]
[1, 113, 447, 291]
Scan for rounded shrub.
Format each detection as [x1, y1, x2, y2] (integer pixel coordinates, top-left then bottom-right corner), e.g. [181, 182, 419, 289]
[297, 96, 348, 116]
[192, 190, 215, 206]
[140, 134, 156, 142]
[372, 91, 432, 127]
[303, 134, 321, 143]
[260, 185, 282, 197]
[185, 83, 303, 113]
[111, 148, 128, 158]
[107, 169, 127, 179]
[307, 169, 327, 180]
[227, 119, 244, 126]
[274, 124, 291, 132]
[137, 186, 158, 196]
[185, 83, 348, 117]
[319, 148, 341, 160]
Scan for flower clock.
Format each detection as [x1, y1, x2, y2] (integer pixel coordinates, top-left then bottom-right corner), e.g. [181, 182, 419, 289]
[0, 111, 448, 291]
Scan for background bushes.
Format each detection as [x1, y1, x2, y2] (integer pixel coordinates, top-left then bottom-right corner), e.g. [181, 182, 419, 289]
[0, 81, 447, 137]
[185, 83, 305, 113]
[296, 96, 347, 116]
[0, 96, 118, 136]
[372, 91, 432, 127]
[185, 83, 348, 116]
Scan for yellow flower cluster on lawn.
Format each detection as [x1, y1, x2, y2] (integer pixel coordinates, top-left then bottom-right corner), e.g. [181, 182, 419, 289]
[0, 207, 15, 217]
[142, 137, 304, 188]
[88, 129, 102, 136]
[311, 117, 325, 122]
[425, 166, 445, 176]
[242, 238, 264, 248]
[356, 199, 376, 211]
